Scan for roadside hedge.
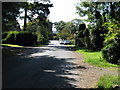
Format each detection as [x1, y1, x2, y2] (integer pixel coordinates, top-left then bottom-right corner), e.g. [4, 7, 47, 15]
[2, 31, 37, 46]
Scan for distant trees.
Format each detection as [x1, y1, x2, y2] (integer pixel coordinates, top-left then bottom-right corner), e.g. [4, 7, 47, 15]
[54, 21, 76, 40]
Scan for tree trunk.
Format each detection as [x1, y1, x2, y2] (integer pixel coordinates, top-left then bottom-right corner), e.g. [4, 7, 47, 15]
[23, 8, 27, 31]
[110, 2, 115, 19]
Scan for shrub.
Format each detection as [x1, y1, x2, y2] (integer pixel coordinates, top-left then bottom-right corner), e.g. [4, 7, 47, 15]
[90, 27, 105, 51]
[83, 28, 91, 49]
[83, 28, 89, 37]
[2, 31, 18, 44]
[2, 31, 37, 46]
[15, 31, 37, 46]
[102, 19, 120, 64]
[97, 74, 119, 88]
[75, 38, 85, 47]
[75, 23, 86, 47]
[102, 33, 120, 64]
[84, 36, 91, 49]
[2, 32, 9, 39]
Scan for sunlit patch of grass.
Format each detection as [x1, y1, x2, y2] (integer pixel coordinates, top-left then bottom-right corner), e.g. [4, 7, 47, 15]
[97, 74, 119, 88]
[1, 44, 23, 47]
[75, 47, 118, 68]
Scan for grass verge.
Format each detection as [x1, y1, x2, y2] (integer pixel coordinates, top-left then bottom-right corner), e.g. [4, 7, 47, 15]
[1, 44, 23, 47]
[97, 74, 119, 88]
[75, 47, 118, 68]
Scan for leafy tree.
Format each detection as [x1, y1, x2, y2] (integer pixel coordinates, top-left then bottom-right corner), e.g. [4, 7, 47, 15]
[26, 18, 53, 44]
[2, 2, 21, 31]
[102, 19, 120, 64]
[20, 2, 53, 30]
[75, 2, 120, 51]
[54, 21, 76, 40]
[54, 21, 66, 31]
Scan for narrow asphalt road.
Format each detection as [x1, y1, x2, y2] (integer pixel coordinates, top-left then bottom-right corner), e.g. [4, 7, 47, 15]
[3, 40, 82, 88]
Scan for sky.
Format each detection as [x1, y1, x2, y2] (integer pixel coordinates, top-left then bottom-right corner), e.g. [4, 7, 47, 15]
[48, 0, 81, 22]
[18, 0, 87, 31]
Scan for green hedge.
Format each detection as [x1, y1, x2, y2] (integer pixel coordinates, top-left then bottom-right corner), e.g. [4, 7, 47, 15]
[2, 31, 37, 46]
[15, 31, 37, 46]
[90, 27, 105, 51]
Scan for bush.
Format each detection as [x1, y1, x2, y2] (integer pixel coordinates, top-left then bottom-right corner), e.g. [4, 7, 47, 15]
[102, 33, 120, 64]
[90, 27, 105, 51]
[75, 38, 85, 47]
[2, 31, 37, 46]
[102, 19, 120, 64]
[97, 74, 119, 88]
[75, 23, 86, 47]
[2, 32, 9, 39]
[15, 31, 37, 46]
[2, 31, 18, 44]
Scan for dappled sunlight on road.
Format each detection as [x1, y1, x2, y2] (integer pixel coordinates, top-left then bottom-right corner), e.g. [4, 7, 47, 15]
[3, 40, 81, 88]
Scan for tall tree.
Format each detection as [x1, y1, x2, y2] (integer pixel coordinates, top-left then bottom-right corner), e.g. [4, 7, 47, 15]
[54, 21, 66, 31]
[20, 2, 53, 30]
[2, 2, 21, 31]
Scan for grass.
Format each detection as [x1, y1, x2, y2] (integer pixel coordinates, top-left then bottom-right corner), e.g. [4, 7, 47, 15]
[75, 47, 118, 68]
[1, 44, 23, 47]
[97, 74, 119, 88]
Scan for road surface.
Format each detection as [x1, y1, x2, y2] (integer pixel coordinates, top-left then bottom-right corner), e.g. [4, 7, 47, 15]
[3, 40, 82, 88]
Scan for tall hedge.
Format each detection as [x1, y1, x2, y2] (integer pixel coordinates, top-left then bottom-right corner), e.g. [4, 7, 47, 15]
[75, 23, 86, 47]
[89, 27, 105, 51]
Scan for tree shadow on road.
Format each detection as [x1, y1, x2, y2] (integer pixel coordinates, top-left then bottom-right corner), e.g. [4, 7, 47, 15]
[2, 44, 88, 88]
[3, 54, 81, 88]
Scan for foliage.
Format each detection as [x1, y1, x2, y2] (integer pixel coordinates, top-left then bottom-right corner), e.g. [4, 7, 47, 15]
[2, 31, 19, 44]
[102, 19, 120, 64]
[20, 2, 53, 30]
[26, 19, 52, 44]
[2, 31, 37, 46]
[2, 2, 21, 31]
[76, 2, 113, 51]
[97, 74, 119, 88]
[15, 31, 37, 46]
[54, 21, 66, 31]
[36, 26, 49, 44]
[52, 33, 59, 40]
[54, 21, 76, 40]
[75, 23, 86, 47]
[89, 27, 105, 51]
[2, 32, 9, 39]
